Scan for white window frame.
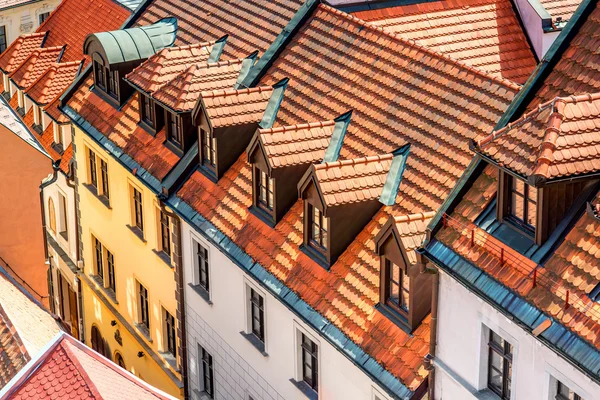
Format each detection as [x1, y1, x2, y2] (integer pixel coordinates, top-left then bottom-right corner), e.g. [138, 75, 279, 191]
[545, 364, 591, 400]
[372, 387, 390, 400]
[197, 342, 215, 398]
[190, 234, 211, 299]
[478, 317, 518, 398]
[293, 321, 321, 394]
[243, 278, 267, 351]
[57, 190, 68, 242]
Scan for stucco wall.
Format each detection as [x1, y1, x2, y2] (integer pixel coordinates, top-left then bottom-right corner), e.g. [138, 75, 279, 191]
[435, 271, 600, 400]
[0, 124, 52, 303]
[0, 1, 60, 49]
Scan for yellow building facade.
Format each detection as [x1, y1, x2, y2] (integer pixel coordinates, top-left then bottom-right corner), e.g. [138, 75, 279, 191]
[74, 127, 183, 398]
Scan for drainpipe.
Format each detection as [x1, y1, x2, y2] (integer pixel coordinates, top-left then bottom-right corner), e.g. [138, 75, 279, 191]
[159, 200, 188, 400]
[40, 162, 60, 310]
[420, 254, 439, 400]
[65, 167, 84, 342]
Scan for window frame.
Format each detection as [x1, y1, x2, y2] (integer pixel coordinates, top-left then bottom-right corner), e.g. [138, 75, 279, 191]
[556, 381, 583, 400]
[106, 249, 115, 294]
[308, 203, 328, 254]
[100, 159, 109, 200]
[58, 192, 68, 240]
[200, 128, 217, 171]
[93, 236, 104, 280]
[301, 333, 319, 393]
[88, 148, 98, 189]
[139, 94, 155, 128]
[383, 258, 410, 316]
[160, 210, 171, 258]
[505, 175, 537, 234]
[138, 281, 150, 330]
[0, 25, 7, 53]
[193, 238, 210, 293]
[167, 112, 183, 148]
[38, 11, 51, 25]
[250, 287, 265, 342]
[48, 197, 56, 234]
[132, 186, 144, 234]
[487, 329, 513, 400]
[254, 166, 275, 215]
[199, 345, 214, 398]
[163, 307, 177, 358]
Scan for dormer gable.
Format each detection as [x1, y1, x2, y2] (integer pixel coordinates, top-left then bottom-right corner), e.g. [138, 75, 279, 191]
[193, 78, 287, 182]
[246, 111, 351, 225]
[83, 17, 178, 106]
[472, 92, 600, 244]
[375, 211, 435, 332]
[297, 147, 410, 268]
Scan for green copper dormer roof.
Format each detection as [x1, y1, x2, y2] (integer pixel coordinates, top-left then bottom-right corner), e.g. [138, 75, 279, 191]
[83, 17, 178, 67]
[379, 144, 411, 206]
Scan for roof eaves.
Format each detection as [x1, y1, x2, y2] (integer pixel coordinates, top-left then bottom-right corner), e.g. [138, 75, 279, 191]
[165, 194, 415, 400]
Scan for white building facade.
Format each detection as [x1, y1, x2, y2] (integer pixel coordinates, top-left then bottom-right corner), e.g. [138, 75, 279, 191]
[0, 1, 59, 53]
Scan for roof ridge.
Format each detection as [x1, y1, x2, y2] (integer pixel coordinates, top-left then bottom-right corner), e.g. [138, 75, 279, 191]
[201, 84, 273, 99]
[358, 0, 503, 20]
[259, 120, 335, 134]
[394, 210, 437, 223]
[320, 4, 521, 91]
[314, 153, 394, 170]
[531, 98, 567, 179]
[60, 339, 103, 399]
[164, 40, 215, 53]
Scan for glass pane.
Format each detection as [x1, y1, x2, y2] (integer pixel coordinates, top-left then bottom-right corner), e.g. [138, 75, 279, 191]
[491, 330, 503, 346]
[389, 282, 399, 304]
[527, 199, 537, 227]
[511, 192, 524, 220]
[391, 263, 400, 284]
[513, 178, 525, 195]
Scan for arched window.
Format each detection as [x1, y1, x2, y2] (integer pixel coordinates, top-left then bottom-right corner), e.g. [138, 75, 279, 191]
[90, 325, 109, 358]
[114, 352, 126, 369]
[48, 198, 56, 233]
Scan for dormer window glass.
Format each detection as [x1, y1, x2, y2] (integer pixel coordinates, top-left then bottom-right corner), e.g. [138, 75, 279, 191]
[509, 177, 536, 231]
[386, 260, 410, 312]
[94, 61, 106, 90]
[107, 70, 118, 98]
[201, 129, 216, 169]
[309, 205, 328, 251]
[93, 60, 117, 100]
[140, 94, 155, 127]
[257, 170, 274, 211]
[167, 113, 182, 148]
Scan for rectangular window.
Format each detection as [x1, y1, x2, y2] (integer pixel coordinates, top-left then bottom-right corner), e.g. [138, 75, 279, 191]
[556, 381, 583, 400]
[488, 330, 512, 400]
[196, 241, 209, 291]
[256, 169, 274, 211]
[133, 187, 144, 233]
[138, 282, 149, 329]
[200, 346, 214, 398]
[88, 148, 98, 188]
[160, 211, 171, 257]
[164, 309, 176, 358]
[59, 193, 68, 238]
[100, 159, 109, 199]
[94, 61, 105, 90]
[34, 105, 42, 127]
[301, 333, 318, 392]
[107, 70, 118, 98]
[386, 259, 410, 312]
[106, 250, 115, 293]
[94, 237, 103, 279]
[140, 94, 155, 127]
[309, 205, 328, 251]
[508, 177, 537, 231]
[250, 288, 265, 342]
[0, 26, 6, 53]
[38, 12, 51, 25]
[201, 128, 216, 168]
[168, 113, 182, 147]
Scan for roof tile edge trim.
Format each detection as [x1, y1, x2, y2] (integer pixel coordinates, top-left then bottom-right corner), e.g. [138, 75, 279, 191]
[166, 195, 415, 400]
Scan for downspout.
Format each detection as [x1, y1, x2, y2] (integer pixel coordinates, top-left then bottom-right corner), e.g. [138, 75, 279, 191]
[159, 201, 188, 400]
[40, 161, 60, 311]
[420, 252, 439, 400]
[65, 165, 84, 342]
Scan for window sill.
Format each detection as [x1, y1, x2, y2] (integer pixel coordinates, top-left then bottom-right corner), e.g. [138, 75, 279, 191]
[300, 244, 329, 270]
[158, 351, 179, 372]
[188, 283, 212, 305]
[32, 124, 44, 135]
[138, 120, 156, 136]
[289, 379, 318, 400]
[16, 107, 24, 116]
[248, 205, 275, 228]
[375, 303, 411, 334]
[90, 275, 118, 304]
[1, 91, 10, 101]
[134, 323, 153, 343]
[474, 389, 501, 400]
[92, 86, 121, 110]
[83, 184, 111, 209]
[240, 331, 268, 356]
[192, 389, 214, 400]
[126, 225, 146, 243]
[152, 249, 172, 268]
[59, 230, 69, 242]
[164, 140, 184, 157]
[198, 164, 218, 183]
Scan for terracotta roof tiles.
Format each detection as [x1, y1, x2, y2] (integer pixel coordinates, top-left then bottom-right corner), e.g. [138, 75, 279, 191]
[352, 0, 537, 84]
[201, 86, 274, 129]
[0, 304, 29, 388]
[393, 211, 436, 264]
[8, 46, 63, 89]
[25, 61, 82, 106]
[125, 41, 216, 94]
[0, 32, 46, 74]
[476, 92, 600, 182]
[539, 0, 583, 22]
[312, 154, 394, 207]
[135, 0, 306, 57]
[258, 120, 336, 169]
[153, 59, 245, 112]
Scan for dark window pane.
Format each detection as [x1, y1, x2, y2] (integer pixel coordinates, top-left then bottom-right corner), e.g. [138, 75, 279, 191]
[0, 26, 7, 53]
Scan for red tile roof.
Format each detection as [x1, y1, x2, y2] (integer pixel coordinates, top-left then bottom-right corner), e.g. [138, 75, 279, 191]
[125, 41, 216, 94]
[5, 333, 177, 399]
[153, 59, 246, 112]
[351, 0, 537, 84]
[45, 95, 69, 124]
[200, 86, 274, 129]
[436, 165, 600, 350]
[25, 61, 82, 106]
[393, 211, 436, 264]
[310, 154, 394, 207]
[0, 304, 29, 388]
[135, 0, 306, 56]
[476, 92, 600, 182]
[539, 0, 583, 22]
[0, 33, 46, 74]
[255, 120, 336, 169]
[9, 46, 64, 90]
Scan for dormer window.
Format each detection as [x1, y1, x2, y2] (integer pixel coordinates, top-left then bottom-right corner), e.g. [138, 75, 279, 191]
[309, 205, 328, 252]
[93, 60, 118, 99]
[201, 128, 216, 170]
[94, 61, 105, 89]
[385, 259, 410, 313]
[167, 112, 183, 149]
[256, 168, 274, 212]
[140, 94, 155, 128]
[508, 177, 537, 232]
